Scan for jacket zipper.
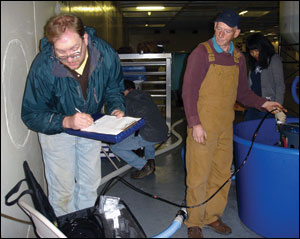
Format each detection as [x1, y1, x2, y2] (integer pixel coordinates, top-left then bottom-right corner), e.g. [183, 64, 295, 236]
[93, 88, 99, 103]
[78, 54, 104, 112]
[76, 85, 87, 111]
[92, 56, 104, 105]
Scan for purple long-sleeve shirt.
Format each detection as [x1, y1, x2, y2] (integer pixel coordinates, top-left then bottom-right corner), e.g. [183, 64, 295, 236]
[182, 39, 266, 128]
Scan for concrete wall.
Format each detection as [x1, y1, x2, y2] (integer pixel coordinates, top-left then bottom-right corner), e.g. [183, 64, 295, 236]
[59, 1, 124, 50]
[280, 1, 299, 52]
[1, 1, 58, 237]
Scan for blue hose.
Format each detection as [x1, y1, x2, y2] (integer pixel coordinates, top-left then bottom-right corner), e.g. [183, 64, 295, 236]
[291, 76, 299, 104]
[152, 208, 187, 238]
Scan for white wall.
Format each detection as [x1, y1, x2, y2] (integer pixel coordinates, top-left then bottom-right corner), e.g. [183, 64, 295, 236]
[1, 1, 58, 237]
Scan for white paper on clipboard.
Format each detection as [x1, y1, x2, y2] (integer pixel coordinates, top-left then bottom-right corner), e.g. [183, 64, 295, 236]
[81, 115, 141, 135]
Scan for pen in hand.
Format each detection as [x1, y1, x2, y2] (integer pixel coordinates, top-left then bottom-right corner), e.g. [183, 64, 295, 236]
[75, 107, 82, 113]
[75, 107, 95, 125]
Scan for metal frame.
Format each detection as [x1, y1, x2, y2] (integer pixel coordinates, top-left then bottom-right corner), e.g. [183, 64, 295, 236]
[119, 53, 172, 132]
[99, 53, 172, 185]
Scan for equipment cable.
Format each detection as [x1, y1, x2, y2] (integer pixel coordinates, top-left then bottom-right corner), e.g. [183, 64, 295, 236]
[101, 110, 276, 209]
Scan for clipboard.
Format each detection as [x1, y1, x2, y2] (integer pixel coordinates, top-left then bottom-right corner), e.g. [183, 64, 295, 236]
[65, 113, 145, 143]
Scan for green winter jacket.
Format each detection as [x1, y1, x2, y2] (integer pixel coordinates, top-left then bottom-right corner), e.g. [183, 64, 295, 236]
[21, 27, 125, 135]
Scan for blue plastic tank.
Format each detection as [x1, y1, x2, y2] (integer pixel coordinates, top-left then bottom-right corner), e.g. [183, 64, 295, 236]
[233, 117, 299, 238]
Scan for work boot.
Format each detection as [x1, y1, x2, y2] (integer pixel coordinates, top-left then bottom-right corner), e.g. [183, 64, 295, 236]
[204, 218, 232, 235]
[188, 226, 203, 238]
[130, 159, 155, 179]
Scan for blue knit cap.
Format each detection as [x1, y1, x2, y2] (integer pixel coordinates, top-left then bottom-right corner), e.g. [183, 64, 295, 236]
[215, 10, 240, 29]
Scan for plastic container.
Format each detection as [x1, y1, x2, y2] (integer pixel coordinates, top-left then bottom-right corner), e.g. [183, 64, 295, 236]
[233, 117, 299, 238]
[121, 66, 146, 82]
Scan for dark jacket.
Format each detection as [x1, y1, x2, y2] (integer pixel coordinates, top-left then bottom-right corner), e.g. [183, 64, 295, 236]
[21, 27, 125, 135]
[125, 89, 168, 142]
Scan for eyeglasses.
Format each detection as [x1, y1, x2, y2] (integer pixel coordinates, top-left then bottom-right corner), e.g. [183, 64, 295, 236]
[55, 39, 84, 62]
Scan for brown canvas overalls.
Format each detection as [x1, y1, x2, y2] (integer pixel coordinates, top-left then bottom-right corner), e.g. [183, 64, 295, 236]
[185, 41, 241, 228]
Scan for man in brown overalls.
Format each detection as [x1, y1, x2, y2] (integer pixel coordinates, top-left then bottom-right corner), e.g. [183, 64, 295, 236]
[182, 10, 285, 238]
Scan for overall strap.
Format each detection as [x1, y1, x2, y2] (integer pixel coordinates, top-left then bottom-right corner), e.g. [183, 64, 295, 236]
[201, 42, 215, 62]
[233, 48, 241, 64]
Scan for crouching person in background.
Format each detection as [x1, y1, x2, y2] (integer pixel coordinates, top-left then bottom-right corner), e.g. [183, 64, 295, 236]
[110, 80, 169, 179]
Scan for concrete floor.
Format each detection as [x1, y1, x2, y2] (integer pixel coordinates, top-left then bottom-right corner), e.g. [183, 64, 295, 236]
[98, 147, 262, 238]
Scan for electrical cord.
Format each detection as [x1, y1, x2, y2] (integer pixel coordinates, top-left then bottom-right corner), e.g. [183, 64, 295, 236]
[100, 110, 276, 209]
[1, 212, 32, 225]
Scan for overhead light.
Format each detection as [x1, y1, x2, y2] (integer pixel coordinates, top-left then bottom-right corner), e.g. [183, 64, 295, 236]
[136, 6, 165, 11]
[148, 24, 165, 28]
[148, 11, 151, 16]
[242, 11, 270, 17]
[145, 24, 149, 27]
[239, 10, 248, 16]
[248, 30, 261, 33]
[71, 6, 113, 12]
[72, 6, 103, 12]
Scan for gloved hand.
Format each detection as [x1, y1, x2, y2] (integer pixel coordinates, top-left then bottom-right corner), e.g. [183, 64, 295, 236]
[275, 111, 286, 124]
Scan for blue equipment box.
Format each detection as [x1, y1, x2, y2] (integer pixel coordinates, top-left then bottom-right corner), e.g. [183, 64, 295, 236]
[122, 66, 146, 82]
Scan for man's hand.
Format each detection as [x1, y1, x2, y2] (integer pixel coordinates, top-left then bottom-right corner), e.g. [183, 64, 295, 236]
[111, 109, 125, 118]
[261, 101, 287, 114]
[192, 124, 207, 145]
[63, 113, 94, 129]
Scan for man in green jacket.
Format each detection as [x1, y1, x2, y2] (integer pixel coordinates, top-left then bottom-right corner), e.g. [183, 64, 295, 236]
[21, 14, 125, 216]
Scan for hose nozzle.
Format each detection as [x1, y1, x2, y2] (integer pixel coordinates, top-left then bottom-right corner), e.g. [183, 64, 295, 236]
[176, 207, 187, 221]
[275, 111, 286, 124]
